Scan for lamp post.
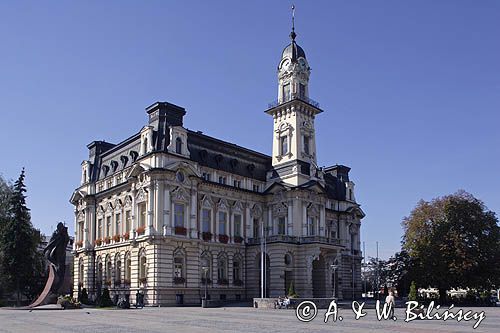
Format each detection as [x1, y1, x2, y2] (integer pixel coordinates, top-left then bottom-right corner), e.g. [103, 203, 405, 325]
[202, 266, 209, 308]
[331, 264, 338, 299]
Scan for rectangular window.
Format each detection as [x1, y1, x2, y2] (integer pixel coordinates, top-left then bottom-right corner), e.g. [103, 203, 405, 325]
[202, 172, 211, 181]
[303, 135, 310, 155]
[280, 136, 288, 155]
[308, 217, 316, 236]
[106, 216, 111, 237]
[299, 83, 305, 98]
[218, 176, 226, 185]
[233, 180, 241, 188]
[174, 257, 183, 278]
[283, 83, 291, 101]
[253, 219, 259, 238]
[253, 184, 259, 192]
[79, 222, 84, 242]
[278, 217, 286, 235]
[115, 213, 121, 235]
[202, 209, 211, 232]
[138, 202, 146, 227]
[174, 203, 185, 227]
[125, 211, 131, 233]
[234, 214, 242, 237]
[218, 211, 227, 235]
[97, 219, 103, 239]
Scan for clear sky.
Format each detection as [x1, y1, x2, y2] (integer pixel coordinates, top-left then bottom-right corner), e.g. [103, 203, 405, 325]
[0, 1, 499, 259]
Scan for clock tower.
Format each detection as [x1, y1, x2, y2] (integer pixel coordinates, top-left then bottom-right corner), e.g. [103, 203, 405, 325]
[266, 12, 323, 186]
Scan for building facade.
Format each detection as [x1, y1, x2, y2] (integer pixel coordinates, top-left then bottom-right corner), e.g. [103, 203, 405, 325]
[71, 26, 365, 306]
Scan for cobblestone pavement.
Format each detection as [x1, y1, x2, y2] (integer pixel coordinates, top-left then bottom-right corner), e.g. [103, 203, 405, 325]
[0, 306, 498, 333]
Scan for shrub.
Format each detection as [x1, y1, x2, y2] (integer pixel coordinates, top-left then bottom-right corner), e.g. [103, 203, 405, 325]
[98, 288, 114, 307]
[408, 281, 418, 301]
[79, 288, 89, 305]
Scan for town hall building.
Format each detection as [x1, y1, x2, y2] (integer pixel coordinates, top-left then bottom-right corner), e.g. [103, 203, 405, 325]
[71, 21, 365, 306]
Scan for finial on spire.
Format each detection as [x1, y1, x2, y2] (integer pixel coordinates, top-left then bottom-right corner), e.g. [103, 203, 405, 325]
[290, 4, 297, 41]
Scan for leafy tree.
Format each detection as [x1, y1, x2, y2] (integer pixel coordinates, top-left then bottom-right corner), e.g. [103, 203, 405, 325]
[0, 175, 13, 301]
[0, 169, 42, 306]
[402, 191, 500, 303]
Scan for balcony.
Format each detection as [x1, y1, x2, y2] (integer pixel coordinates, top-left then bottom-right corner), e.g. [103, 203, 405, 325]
[267, 94, 320, 109]
[247, 235, 343, 246]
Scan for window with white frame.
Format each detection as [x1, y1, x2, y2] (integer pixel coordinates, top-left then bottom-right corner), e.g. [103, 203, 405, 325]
[106, 216, 111, 237]
[218, 176, 227, 185]
[253, 184, 259, 192]
[202, 172, 211, 181]
[280, 136, 288, 155]
[218, 211, 227, 235]
[283, 83, 291, 101]
[308, 216, 316, 236]
[175, 137, 182, 154]
[114, 213, 121, 235]
[202, 209, 211, 232]
[303, 135, 310, 155]
[174, 257, 184, 278]
[174, 203, 185, 227]
[78, 221, 84, 242]
[138, 202, 146, 227]
[233, 258, 242, 282]
[217, 257, 227, 281]
[124, 210, 131, 233]
[253, 218, 260, 238]
[139, 251, 147, 280]
[233, 179, 241, 188]
[97, 218, 103, 239]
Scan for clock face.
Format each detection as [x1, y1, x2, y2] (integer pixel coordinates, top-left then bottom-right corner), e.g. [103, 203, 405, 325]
[298, 58, 307, 68]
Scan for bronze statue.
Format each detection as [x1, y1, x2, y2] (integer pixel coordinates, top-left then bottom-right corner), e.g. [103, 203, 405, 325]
[43, 222, 70, 292]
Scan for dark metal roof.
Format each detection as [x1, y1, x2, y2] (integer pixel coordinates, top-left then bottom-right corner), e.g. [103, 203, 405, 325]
[282, 41, 306, 62]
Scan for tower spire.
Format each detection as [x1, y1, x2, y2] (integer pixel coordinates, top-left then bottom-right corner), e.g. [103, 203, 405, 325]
[290, 4, 296, 41]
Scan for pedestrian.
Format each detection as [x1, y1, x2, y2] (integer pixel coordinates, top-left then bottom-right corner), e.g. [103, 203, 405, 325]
[385, 290, 395, 318]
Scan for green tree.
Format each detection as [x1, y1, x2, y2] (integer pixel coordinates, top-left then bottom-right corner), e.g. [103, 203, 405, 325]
[0, 169, 41, 306]
[0, 175, 13, 302]
[402, 191, 500, 304]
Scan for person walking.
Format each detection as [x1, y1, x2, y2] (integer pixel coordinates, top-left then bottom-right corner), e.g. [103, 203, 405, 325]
[385, 290, 395, 318]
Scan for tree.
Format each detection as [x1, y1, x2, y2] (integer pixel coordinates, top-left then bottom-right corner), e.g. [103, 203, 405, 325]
[0, 175, 12, 302]
[0, 169, 42, 306]
[402, 191, 500, 303]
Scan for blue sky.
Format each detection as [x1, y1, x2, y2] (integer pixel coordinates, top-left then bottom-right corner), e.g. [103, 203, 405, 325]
[0, 1, 499, 259]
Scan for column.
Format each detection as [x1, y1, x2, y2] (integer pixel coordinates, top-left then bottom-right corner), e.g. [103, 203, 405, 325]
[319, 204, 325, 236]
[190, 190, 197, 238]
[164, 185, 171, 235]
[287, 201, 293, 236]
[147, 183, 154, 236]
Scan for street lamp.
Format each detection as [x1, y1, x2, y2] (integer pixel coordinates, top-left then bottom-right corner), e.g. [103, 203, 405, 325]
[202, 266, 209, 308]
[331, 264, 338, 299]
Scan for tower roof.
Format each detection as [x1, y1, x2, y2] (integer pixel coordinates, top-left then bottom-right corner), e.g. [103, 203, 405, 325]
[281, 4, 306, 62]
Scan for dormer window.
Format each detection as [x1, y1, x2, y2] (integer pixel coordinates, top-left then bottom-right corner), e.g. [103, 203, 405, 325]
[143, 137, 148, 155]
[175, 137, 182, 154]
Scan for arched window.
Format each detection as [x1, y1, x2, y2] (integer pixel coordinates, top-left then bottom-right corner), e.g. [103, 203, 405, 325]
[175, 137, 182, 154]
[105, 256, 112, 286]
[217, 254, 228, 284]
[173, 249, 185, 284]
[233, 256, 242, 284]
[200, 252, 212, 284]
[124, 252, 131, 284]
[139, 249, 147, 283]
[96, 257, 103, 284]
[115, 254, 122, 285]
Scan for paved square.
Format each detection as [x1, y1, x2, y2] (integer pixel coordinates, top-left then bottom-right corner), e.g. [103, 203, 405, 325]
[0, 306, 498, 333]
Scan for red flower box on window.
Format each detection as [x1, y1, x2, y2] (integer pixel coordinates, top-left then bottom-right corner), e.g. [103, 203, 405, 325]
[104, 236, 111, 244]
[175, 226, 187, 235]
[112, 234, 121, 242]
[76, 240, 83, 248]
[136, 226, 146, 235]
[202, 232, 212, 241]
[94, 238, 102, 246]
[123, 232, 130, 240]
[218, 234, 229, 243]
[233, 236, 244, 244]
